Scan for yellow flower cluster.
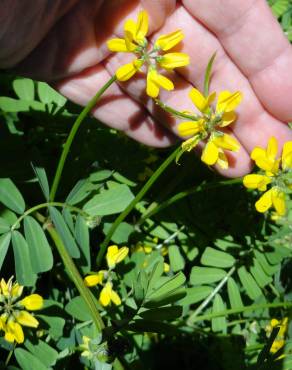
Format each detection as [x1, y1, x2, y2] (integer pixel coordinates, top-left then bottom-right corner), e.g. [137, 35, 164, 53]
[0, 277, 43, 344]
[266, 317, 288, 357]
[243, 137, 292, 216]
[107, 10, 189, 98]
[107, 10, 243, 169]
[84, 245, 129, 307]
[177, 89, 242, 169]
[133, 238, 170, 273]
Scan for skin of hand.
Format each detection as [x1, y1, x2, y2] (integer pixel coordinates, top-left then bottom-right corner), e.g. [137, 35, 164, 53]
[2, 0, 292, 177]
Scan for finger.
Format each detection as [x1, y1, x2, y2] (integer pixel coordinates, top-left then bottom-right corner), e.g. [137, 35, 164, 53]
[182, 0, 292, 122]
[56, 63, 176, 147]
[16, 0, 175, 80]
[105, 52, 251, 177]
[152, 6, 292, 153]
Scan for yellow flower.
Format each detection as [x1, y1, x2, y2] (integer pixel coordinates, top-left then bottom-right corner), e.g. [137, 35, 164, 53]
[107, 10, 189, 97]
[0, 277, 43, 343]
[266, 317, 288, 357]
[163, 262, 170, 273]
[255, 187, 286, 216]
[133, 243, 153, 254]
[80, 336, 91, 358]
[106, 245, 129, 269]
[0, 277, 23, 299]
[201, 133, 240, 169]
[14, 311, 39, 328]
[177, 88, 242, 168]
[243, 137, 292, 217]
[99, 282, 121, 307]
[5, 320, 24, 344]
[20, 294, 43, 310]
[84, 270, 106, 287]
[189, 88, 216, 114]
[251, 136, 280, 175]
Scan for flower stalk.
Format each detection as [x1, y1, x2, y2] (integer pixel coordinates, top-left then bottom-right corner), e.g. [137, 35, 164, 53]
[50, 75, 117, 202]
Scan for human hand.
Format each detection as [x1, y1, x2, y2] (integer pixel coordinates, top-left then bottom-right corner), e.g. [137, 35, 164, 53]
[3, 0, 292, 177]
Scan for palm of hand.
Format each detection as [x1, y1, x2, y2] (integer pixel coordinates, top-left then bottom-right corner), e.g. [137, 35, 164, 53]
[15, 0, 292, 177]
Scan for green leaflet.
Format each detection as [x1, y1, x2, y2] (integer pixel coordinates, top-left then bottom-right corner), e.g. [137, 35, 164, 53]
[190, 267, 227, 285]
[238, 266, 262, 300]
[49, 207, 80, 258]
[169, 245, 185, 272]
[212, 294, 227, 333]
[11, 231, 36, 286]
[227, 277, 243, 309]
[84, 184, 134, 216]
[0, 178, 25, 214]
[201, 247, 235, 268]
[25, 339, 58, 368]
[0, 232, 11, 271]
[24, 216, 53, 273]
[15, 348, 48, 370]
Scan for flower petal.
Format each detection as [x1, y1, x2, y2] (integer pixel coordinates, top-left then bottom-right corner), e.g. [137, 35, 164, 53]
[114, 247, 129, 265]
[217, 149, 229, 169]
[243, 174, 271, 191]
[110, 289, 121, 306]
[99, 283, 112, 307]
[116, 60, 142, 81]
[216, 91, 242, 113]
[266, 137, 278, 161]
[155, 30, 184, 51]
[0, 278, 9, 297]
[255, 189, 273, 213]
[281, 141, 292, 170]
[107, 38, 135, 52]
[146, 70, 174, 98]
[15, 311, 39, 328]
[84, 272, 104, 287]
[181, 135, 201, 152]
[5, 321, 24, 344]
[251, 147, 279, 174]
[189, 88, 208, 113]
[271, 188, 286, 216]
[106, 245, 128, 268]
[106, 245, 119, 268]
[158, 52, 190, 69]
[201, 141, 219, 166]
[136, 10, 149, 42]
[212, 134, 240, 152]
[20, 294, 43, 310]
[220, 111, 237, 127]
[124, 19, 137, 45]
[177, 120, 205, 137]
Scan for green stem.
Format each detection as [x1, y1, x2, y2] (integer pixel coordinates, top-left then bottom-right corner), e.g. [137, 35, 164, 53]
[5, 347, 14, 367]
[96, 146, 181, 267]
[11, 202, 89, 231]
[187, 266, 236, 325]
[46, 224, 104, 331]
[188, 301, 292, 325]
[155, 99, 200, 121]
[138, 178, 242, 225]
[50, 75, 117, 202]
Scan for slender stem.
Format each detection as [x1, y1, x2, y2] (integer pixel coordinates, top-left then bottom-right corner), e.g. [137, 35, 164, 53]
[96, 146, 181, 268]
[5, 347, 14, 367]
[155, 99, 200, 121]
[188, 301, 292, 325]
[46, 224, 104, 331]
[50, 75, 117, 202]
[187, 266, 236, 325]
[11, 202, 89, 231]
[138, 178, 242, 225]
